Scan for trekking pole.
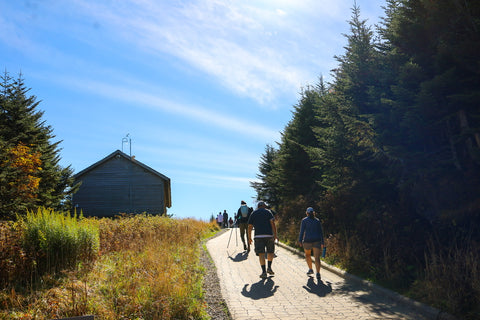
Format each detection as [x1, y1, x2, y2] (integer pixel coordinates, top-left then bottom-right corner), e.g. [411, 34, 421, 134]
[235, 219, 238, 246]
[227, 226, 234, 248]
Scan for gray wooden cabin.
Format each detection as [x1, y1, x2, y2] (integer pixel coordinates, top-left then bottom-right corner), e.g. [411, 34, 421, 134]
[72, 150, 171, 217]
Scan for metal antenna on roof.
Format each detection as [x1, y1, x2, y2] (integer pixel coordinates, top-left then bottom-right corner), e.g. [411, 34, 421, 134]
[122, 133, 131, 157]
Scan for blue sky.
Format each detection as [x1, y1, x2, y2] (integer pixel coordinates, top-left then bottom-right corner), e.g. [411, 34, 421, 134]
[1, 0, 385, 220]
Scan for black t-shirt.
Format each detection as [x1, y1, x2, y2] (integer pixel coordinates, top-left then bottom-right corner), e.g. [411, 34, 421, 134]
[248, 208, 274, 238]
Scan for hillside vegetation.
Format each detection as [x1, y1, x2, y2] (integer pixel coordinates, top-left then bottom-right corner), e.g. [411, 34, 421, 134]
[252, 2, 480, 319]
[0, 209, 218, 319]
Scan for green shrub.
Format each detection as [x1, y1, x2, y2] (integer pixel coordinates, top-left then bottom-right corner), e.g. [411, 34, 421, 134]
[19, 207, 99, 278]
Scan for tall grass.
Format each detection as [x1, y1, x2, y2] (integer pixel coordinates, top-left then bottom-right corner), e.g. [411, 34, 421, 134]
[0, 221, 29, 288]
[20, 207, 99, 277]
[1, 213, 219, 319]
[88, 215, 214, 319]
[410, 239, 480, 320]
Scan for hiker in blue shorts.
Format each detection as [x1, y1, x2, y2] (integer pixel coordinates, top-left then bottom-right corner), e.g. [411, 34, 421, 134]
[298, 207, 324, 280]
[247, 201, 278, 279]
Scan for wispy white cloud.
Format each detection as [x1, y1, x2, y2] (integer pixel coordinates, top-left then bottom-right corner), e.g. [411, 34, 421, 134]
[68, 0, 351, 105]
[2, 0, 380, 106]
[169, 168, 257, 189]
[136, 141, 260, 175]
[53, 74, 279, 142]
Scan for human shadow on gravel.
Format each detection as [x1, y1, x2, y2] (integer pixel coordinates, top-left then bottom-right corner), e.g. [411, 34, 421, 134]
[227, 251, 249, 262]
[303, 277, 333, 297]
[241, 278, 279, 300]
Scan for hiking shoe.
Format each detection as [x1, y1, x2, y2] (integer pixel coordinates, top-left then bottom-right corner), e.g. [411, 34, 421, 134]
[267, 268, 275, 275]
[307, 269, 314, 275]
[260, 272, 268, 279]
[316, 272, 321, 280]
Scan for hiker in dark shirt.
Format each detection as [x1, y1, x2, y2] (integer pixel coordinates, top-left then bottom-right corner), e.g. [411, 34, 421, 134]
[248, 201, 278, 279]
[223, 210, 228, 228]
[236, 200, 252, 251]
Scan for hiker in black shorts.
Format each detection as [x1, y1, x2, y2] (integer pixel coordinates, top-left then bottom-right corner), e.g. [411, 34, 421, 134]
[247, 201, 278, 279]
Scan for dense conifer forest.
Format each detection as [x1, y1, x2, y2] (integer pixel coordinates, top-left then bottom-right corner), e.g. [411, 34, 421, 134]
[252, 1, 480, 318]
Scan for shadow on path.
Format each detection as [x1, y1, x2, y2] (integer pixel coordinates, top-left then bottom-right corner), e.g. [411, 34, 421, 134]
[241, 278, 279, 300]
[303, 277, 333, 297]
[333, 279, 414, 318]
[227, 251, 249, 262]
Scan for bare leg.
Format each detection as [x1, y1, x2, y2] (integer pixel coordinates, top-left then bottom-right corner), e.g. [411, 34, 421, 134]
[304, 249, 313, 270]
[259, 253, 266, 266]
[313, 247, 322, 273]
[267, 252, 274, 262]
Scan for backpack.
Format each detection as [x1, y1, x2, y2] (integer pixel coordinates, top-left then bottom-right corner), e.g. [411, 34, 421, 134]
[240, 205, 249, 218]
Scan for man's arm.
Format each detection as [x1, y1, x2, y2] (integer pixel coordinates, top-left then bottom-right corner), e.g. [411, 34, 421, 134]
[270, 219, 278, 241]
[248, 224, 254, 244]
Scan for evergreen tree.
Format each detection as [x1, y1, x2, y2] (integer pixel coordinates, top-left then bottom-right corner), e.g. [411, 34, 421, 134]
[381, 0, 480, 224]
[271, 86, 323, 206]
[334, 2, 379, 116]
[0, 72, 77, 219]
[250, 144, 280, 206]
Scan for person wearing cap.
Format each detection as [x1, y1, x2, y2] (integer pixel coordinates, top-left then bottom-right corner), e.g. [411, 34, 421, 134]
[298, 207, 325, 280]
[247, 201, 278, 279]
[236, 200, 253, 251]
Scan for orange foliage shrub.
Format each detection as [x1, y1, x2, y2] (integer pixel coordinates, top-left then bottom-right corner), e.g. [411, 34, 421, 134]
[1, 143, 42, 200]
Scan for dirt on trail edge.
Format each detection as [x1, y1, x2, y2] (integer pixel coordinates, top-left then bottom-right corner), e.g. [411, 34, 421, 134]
[200, 229, 233, 320]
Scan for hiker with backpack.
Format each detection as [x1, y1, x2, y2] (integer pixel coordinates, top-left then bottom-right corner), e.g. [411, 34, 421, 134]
[236, 200, 253, 251]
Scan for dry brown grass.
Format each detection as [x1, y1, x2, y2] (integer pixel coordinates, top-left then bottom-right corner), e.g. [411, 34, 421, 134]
[410, 240, 480, 320]
[0, 214, 219, 320]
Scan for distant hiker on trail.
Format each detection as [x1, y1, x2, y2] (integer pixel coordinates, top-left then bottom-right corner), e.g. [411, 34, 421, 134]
[298, 207, 324, 280]
[236, 200, 253, 251]
[248, 201, 278, 279]
[223, 210, 229, 228]
[217, 212, 223, 228]
[228, 217, 234, 228]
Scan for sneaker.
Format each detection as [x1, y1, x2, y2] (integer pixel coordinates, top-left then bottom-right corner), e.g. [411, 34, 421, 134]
[316, 272, 321, 280]
[307, 269, 314, 275]
[267, 268, 275, 275]
[260, 272, 268, 279]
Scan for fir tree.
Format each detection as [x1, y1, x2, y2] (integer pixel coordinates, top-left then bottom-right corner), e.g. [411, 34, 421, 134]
[250, 144, 280, 206]
[0, 71, 77, 219]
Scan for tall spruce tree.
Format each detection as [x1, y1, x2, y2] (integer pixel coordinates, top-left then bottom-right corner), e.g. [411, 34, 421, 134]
[334, 2, 379, 115]
[0, 72, 77, 219]
[250, 144, 280, 206]
[381, 0, 480, 225]
[270, 86, 323, 207]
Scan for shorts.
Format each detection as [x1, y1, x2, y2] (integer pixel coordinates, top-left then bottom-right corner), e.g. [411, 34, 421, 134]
[254, 237, 275, 256]
[302, 241, 322, 250]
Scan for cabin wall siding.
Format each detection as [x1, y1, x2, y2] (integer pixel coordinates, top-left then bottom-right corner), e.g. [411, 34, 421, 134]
[73, 155, 166, 217]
